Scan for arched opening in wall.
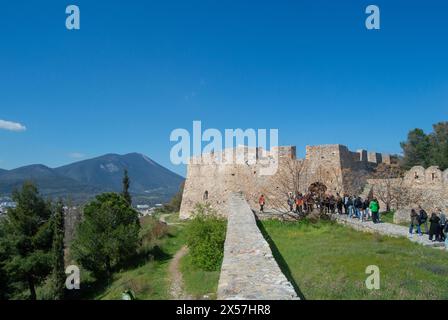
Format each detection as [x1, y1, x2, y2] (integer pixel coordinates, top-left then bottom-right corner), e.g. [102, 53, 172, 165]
[414, 172, 419, 179]
[203, 190, 209, 200]
[431, 173, 436, 181]
[308, 182, 327, 196]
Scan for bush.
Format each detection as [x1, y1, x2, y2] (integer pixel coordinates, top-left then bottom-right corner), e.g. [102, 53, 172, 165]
[140, 217, 169, 249]
[185, 204, 226, 271]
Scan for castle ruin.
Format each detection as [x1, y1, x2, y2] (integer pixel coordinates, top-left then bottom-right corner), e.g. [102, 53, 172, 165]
[180, 144, 394, 219]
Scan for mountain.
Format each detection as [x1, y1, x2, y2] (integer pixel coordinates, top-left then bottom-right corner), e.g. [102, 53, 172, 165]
[0, 154, 184, 205]
[0, 165, 101, 202]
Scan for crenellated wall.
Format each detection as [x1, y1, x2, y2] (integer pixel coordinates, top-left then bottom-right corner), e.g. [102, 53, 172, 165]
[180, 144, 392, 219]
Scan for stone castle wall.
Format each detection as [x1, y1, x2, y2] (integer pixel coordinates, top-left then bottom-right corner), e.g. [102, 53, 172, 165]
[180, 144, 392, 219]
[366, 166, 448, 215]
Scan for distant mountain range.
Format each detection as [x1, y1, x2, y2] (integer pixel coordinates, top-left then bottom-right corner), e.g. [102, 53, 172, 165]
[0, 153, 184, 205]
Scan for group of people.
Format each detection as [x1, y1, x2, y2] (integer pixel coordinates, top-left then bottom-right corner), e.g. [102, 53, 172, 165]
[284, 192, 380, 223]
[409, 206, 447, 244]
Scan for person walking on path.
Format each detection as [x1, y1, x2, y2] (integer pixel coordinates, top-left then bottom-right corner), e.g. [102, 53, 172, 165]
[354, 196, 363, 220]
[336, 193, 343, 215]
[343, 194, 349, 215]
[287, 193, 294, 212]
[409, 209, 422, 237]
[259, 194, 265, 213]
[429, 212, 441, 242]
[348, 196, 355, 218]
[418, 206, 429, 234]
[370, 198, 380, 224]
[362, 198, 370, 221]
[295, 194, 303, 214]
[438, 208, 446, 242]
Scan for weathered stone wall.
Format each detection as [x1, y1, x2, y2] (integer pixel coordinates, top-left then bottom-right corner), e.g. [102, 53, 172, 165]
[365, 165, 448, 214]
[217, 193, 299, 300]
[180, 144, 392, 219]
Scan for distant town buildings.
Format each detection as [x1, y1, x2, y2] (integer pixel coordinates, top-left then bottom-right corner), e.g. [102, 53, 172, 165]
[136, 203, 163, 216]
[0, 200, 17, 216]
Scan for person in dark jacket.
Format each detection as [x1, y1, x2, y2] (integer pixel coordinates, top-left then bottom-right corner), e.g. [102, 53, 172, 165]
[348, 196, 355, 218]
[429, 212, 441, 242]
[418, 206, 429, 234]
[354, 197, 363, 220]
[336, 193, 343, 215]
[409, 209, 422, 236]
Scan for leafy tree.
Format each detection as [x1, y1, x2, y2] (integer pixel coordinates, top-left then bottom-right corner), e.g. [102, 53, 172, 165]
[429, 122, 448, 171]
[122, 169, 132, 205]
[71, 193, 140, 280]
[400, 122, 448, 171]
[50, 201, 66, 300]
[2, 182, 53, 300]
[400, 128, 431, 169]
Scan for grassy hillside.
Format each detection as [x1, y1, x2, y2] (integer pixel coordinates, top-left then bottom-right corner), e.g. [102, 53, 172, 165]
[260, 219, 448, 300]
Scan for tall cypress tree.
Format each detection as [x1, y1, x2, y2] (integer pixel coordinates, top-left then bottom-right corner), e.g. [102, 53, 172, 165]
[51, 201, 66, 300]
[122, 169, 132, 205]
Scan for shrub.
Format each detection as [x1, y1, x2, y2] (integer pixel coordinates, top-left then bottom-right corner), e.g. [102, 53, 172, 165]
[140, 217, 169, 249]
[185, 204, 226, 271]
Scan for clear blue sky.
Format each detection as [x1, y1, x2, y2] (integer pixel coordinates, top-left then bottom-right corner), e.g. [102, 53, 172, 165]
[1, 0, 447, 177]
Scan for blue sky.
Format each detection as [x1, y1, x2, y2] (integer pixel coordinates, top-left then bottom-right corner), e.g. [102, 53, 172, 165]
[0, 0, 447, 176]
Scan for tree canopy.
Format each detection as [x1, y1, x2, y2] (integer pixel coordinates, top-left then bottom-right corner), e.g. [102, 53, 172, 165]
[70, 193, 140, 280]
[400, 122, 448, 171]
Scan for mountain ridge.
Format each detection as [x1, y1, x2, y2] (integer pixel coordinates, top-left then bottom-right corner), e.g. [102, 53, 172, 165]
[0, 153, 184, 205]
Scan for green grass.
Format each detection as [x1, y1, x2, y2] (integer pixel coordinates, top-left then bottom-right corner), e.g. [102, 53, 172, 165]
[380, 211, 394, 224]
[260, 219, 448, 300]
[380, 211, 410, 227]
[78, 217, 188, 300]
[180, 252, 220, 299]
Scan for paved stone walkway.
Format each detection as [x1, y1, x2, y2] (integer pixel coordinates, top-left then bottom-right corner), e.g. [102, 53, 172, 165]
[217, 193, 299, 300]
[332, 214, 446, 249]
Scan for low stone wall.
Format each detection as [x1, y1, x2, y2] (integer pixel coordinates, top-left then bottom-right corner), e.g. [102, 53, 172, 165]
[217, 193, 299, 300]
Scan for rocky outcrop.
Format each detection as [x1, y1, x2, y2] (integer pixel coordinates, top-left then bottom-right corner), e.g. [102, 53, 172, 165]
[217, 193, 299, 300]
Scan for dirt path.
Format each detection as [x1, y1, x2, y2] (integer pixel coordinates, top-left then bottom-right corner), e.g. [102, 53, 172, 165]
[168, 245, 192, 300]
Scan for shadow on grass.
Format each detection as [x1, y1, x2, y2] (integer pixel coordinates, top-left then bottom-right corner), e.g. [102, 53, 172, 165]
[128, 244, 173, 269]
[255, 217, 306, 300]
